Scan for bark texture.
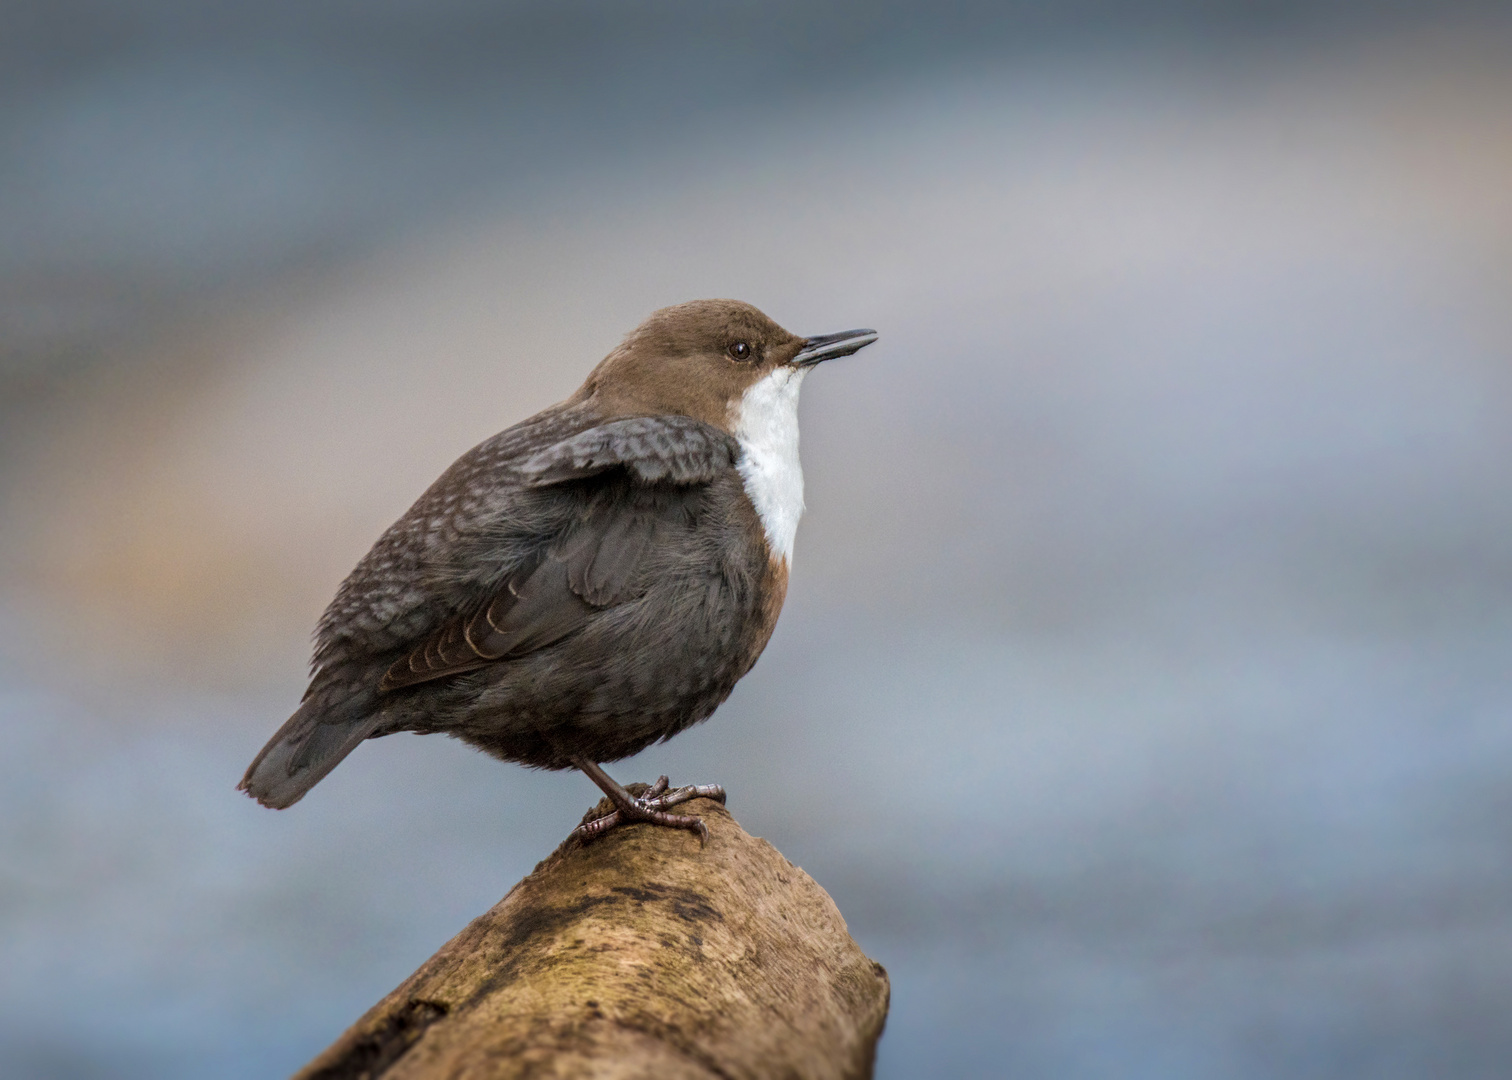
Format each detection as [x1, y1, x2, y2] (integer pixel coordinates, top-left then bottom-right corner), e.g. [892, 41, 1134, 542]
[294, 790, 890, 1079]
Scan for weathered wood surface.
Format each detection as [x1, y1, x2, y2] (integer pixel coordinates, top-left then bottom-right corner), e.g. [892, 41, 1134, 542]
[295, 787, 890, 1079]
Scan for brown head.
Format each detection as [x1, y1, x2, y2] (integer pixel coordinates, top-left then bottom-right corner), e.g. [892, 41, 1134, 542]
[577, 299, 877, 432]
[578, 299, 877, 566]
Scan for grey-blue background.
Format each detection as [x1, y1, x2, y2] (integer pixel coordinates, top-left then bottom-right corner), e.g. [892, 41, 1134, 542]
[3, 3, 1511, 1076]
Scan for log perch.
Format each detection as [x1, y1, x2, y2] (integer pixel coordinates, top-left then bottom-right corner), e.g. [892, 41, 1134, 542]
[294, 788, 891, 1079]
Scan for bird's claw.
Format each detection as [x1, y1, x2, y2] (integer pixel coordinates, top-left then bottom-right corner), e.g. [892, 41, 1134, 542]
[642, 782, 726, 811]
[570, 776, 724, 846]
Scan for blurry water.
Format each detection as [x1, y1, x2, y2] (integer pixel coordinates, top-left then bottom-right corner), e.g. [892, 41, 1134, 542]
[3, 12, 1511, 1078]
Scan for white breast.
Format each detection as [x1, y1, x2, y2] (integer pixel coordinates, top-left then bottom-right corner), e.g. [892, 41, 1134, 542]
[733, 365, 808, 564]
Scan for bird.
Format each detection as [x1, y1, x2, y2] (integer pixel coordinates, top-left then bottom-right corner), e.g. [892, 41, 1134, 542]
[239, 299, 877, 842]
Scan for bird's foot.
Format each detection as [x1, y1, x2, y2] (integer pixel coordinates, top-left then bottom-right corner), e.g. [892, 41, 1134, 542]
[570, 772, 727, 846]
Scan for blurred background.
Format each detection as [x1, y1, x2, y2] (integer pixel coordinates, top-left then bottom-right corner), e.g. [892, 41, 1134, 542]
[3, 1, 1511, 1076]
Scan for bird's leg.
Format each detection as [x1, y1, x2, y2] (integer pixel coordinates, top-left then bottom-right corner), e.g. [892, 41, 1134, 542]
[569, 757, 724, 845]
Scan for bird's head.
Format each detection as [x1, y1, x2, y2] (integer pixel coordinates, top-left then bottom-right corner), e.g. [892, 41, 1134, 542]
[580, 299, 877, 432]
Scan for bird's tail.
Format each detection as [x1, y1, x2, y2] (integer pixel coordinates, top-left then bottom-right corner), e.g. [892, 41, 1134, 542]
[239, 692, 384, 809]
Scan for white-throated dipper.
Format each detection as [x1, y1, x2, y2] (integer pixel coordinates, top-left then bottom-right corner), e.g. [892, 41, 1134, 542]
[240, 300, 877, 842]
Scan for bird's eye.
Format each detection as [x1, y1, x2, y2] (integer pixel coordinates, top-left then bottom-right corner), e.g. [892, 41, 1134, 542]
[727, 341, 753, 361]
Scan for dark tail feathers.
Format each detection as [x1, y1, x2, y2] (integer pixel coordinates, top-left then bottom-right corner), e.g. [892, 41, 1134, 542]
[239, 694, 384, 809]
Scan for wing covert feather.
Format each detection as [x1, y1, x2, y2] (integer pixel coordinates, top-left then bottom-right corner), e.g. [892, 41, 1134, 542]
[520, 416, 737, 487]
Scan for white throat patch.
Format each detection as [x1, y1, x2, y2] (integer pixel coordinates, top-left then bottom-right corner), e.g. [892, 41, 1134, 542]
[733, 365, 807, 563]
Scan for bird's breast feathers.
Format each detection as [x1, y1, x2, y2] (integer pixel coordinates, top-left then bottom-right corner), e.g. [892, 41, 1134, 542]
[733, 365, 807, 565]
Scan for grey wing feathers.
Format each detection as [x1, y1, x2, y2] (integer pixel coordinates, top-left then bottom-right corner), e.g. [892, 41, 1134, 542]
[520, 415, 737, 487]
[378, 502, 673, 691]
[379, 418, 726, 693]
[563, 508, 661, 607]
[379, 553, 599, 690]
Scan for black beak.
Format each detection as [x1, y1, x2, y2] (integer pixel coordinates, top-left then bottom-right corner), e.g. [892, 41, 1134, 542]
[793, 328, 879, 367]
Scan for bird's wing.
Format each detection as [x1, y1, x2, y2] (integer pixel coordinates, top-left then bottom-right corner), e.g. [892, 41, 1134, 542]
[377, 416, 736, 692]
[518, 414, 738, 487]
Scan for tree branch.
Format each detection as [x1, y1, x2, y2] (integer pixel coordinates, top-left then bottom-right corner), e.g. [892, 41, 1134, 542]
[294, 788, 890, 1079]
